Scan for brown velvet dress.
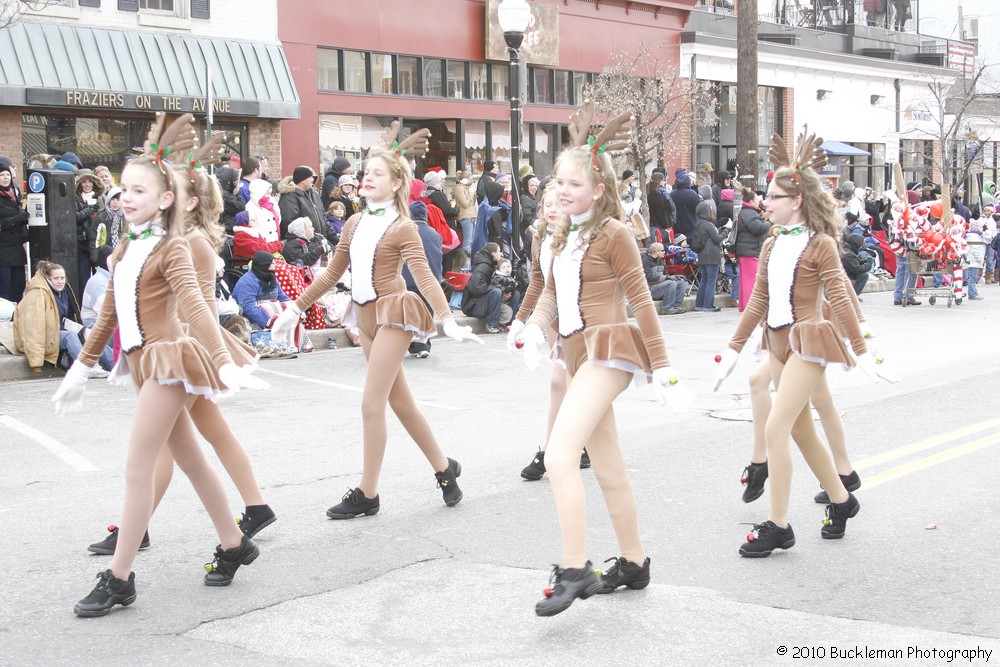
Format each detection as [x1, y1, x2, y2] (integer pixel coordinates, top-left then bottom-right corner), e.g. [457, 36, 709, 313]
[77, 232, 234, 397]
[729, 232, 868, 366]
[527, 218, 670, 379]
[294, 210, 451, 340]
[187, 230, 258, 369]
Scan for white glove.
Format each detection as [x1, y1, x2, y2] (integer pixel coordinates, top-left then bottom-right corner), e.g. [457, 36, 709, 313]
[506, 319, 525, 353]
[219, 363, 270, 391]
[712, 348, 740, 392]
[651, 368, 695, 413]
[52, 360, 93, 415]
[855, 350, 881, 384]
[270, 302, 303, 341]
[442, 318, 483, 344]
[520, 323, 550, 372]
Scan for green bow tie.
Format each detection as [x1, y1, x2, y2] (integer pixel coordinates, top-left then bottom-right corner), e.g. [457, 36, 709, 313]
[778, 226, 805, 236]
[366, 207, 386, 216]
[126, 228, 157, 241]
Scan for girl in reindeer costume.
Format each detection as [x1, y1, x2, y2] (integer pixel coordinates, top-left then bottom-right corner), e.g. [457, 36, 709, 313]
[517, 102, 692, 617]
[85, 133, 277, 557]
[54, 113, 265, 616]
[714, 129, 880, 558]
[271, 123, 481, 518]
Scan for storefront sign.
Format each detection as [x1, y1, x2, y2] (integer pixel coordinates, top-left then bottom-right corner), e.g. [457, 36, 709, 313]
[24, 88, 259, 116]
[485, 0, 560, 67]
[948, 41, 976, 78]
[885, 131, 900, 164]
[817, 155, 842, 177]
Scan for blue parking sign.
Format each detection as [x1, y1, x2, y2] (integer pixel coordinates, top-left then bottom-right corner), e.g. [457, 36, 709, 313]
[28, 172, 45, 193]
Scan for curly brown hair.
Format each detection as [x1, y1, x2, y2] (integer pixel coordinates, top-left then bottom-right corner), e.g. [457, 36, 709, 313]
[769, 166, 840, 239]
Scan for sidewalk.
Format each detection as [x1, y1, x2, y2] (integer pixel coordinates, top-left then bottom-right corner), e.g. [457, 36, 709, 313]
[0, 276, 896, 383]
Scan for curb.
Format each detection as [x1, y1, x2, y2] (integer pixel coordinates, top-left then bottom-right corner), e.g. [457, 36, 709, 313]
[0, 280, 896, 383]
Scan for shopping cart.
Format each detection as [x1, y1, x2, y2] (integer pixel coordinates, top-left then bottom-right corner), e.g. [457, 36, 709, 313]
[908, 256, 965, 307]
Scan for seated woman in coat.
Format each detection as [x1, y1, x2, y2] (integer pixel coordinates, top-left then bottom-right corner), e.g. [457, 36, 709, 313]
[13, 260, 112, 374]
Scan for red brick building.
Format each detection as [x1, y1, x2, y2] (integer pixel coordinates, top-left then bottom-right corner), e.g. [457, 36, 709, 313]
[279, 0, 697, 180]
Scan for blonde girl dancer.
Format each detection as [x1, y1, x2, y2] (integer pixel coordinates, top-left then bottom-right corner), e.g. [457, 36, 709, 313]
[272, 123, 481, 518]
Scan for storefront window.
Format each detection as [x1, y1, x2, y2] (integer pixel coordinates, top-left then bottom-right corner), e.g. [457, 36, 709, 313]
[447, 61, 466, 99]
[573, 72, 591, 105]
[532, 69, 552, 104]
[343, 51, 368, 93]
[22, 115, 157, 178]
[470, 64, 488, 101]
[491, 64, 508, 101]
[398, 57, 419, 96]
[373, 54, 393, 95]
[424, 59, 443, 97]
[757, 87, 776, 142]
[319, 114, 395, 175]
[554, 71, 570, 105]
[531, 124, 559, 177]
[465, 121, 487, 176]
[317, 48, 340, 92]
[901, 139, 934, 185]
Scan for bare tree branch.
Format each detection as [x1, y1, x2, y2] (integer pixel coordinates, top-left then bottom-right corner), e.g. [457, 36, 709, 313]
[584, 41, 715, 200]
[0, 0, 65, 31]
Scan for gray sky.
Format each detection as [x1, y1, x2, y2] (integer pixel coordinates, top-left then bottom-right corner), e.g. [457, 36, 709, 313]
[918, 0, 999, 66]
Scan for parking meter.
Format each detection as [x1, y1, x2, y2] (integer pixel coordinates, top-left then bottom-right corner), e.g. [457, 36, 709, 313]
[26, 169, 80, 296]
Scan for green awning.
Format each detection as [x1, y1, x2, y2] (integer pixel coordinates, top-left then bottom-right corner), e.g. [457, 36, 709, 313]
[0, 21, 299, 119]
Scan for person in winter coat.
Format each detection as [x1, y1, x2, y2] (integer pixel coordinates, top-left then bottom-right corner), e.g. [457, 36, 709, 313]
[321, 156, 353, 209]
[232, 179, 280, 243]
[423, 170, 459, 229]
[0, 163, 29, 302]
[647, 172, 675, 235]
[231, 183, 284, 261]
[669, 168, 701, 238]
[79, 245, 116, 370]
[841, 233, 873, 296]
[733, 187, 772, 311]
[281, 217, 328, 269]
[402, 200, 446, 358]
[690, 200, 728, 311]
[712, 170, 733, 208]
[520, 176, 540, 230]
[642, 243, 686, 315]
[476, 160, 499, 203]
[278, 166, 334, 244]
[698, 184, 717, 219]
[452, 170, 477, 264]
[215, 166, 245, 234]
[331, 174, 361, 218]
[13, 260, 104, 373]
[326, 201, 348, 237]
[717, 187, 735, 228]
[95, 187, 127, 248]
[232, 251, 291, 329]
[73, 169, 104, 293]
[460, 242, 507, 333]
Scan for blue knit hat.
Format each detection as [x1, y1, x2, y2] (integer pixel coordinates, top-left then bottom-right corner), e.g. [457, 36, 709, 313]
[60, 152, 83, 168]
[52, 160, 76, 172]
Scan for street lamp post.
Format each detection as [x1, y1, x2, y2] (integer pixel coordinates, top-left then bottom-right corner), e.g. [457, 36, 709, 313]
[498, 0, 531, 253]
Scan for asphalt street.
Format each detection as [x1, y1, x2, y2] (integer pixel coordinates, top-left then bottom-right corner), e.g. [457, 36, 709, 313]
[1, 287, 998, 666]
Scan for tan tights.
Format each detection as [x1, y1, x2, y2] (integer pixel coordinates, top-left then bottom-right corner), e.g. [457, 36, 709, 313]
[109, 382, 244, 580]
[357, 325, 448, 498]
[151, 396, 267, 513]
[748, 360, 854, 475]
[546, 362, 641, 569]
[765, 354, 848, 528]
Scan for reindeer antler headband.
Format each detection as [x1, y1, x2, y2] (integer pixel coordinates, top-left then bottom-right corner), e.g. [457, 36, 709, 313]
[568, 99, 633, 172]
[767, 125, 827, 184]
[376, 120, 431, 161]
[183, 131, 226, 183]
[143, 111, 198, 176]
